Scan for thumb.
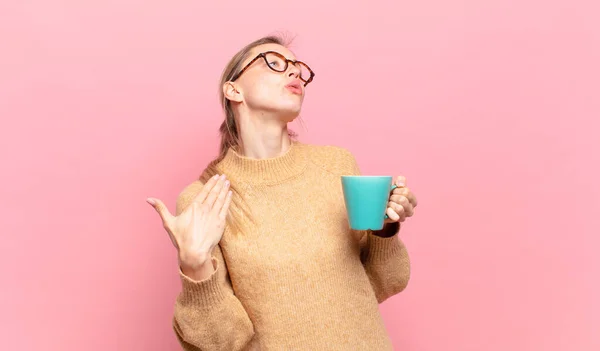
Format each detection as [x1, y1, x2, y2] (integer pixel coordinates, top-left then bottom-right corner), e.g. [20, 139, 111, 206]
[395, 176, 407, 187]
[146, 197, 173, 224]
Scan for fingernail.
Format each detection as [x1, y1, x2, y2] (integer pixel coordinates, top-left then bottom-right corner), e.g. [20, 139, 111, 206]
[225, 180, 230, 187]
[146, 198, 155, 205]
[213, 174, 219, 179]
[220, 174, 226, 180]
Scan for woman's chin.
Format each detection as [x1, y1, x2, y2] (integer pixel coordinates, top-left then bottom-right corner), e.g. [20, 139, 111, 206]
[279, 107, 301, 123]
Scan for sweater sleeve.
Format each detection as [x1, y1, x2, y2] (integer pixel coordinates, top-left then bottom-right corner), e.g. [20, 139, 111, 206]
[359, 229, 411, 303]
[172, 181, 255, 351]
[340, 148, 412, 303]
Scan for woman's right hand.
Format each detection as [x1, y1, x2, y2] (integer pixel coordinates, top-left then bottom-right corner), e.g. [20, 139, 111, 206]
[146, 174, 232, 274]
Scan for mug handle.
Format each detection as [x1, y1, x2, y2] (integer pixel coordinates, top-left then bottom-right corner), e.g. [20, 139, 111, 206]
[383, 184, 398, 219]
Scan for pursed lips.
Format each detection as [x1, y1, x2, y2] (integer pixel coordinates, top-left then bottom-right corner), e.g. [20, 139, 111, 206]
[285, 80, 303, 95]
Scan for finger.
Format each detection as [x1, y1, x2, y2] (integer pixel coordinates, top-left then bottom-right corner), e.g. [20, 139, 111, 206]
[219, 191, 233, 220]
[406, 191, 418, 208]
[391, 186, 408, 195]
[395, 176, 407, 187]
[389, 194, 409, 204]
[193, 174, 221, 205]
[389, 201, 406, 220]
[393, 195, 416, 216]
[396, 195, 412, 208]
[400, 200, 414, 217]
[146, 198, 174, 225]
[392, 187, 418, 207]
[204, 175, 227, 208]
[386, 206, 400, 221]
[211, 179, 231, 215]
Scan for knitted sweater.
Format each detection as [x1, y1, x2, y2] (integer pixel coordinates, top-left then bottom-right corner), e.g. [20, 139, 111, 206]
[172, 141, 411, 350]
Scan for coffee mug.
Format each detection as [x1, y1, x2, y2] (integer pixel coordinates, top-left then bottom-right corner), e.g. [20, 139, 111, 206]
[341, 175, 397, 230]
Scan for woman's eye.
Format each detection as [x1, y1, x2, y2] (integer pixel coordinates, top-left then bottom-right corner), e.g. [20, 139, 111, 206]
[268, 61, 280, 68]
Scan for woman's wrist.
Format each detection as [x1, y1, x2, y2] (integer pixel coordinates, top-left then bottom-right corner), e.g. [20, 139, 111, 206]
[181, 258, 216, 281]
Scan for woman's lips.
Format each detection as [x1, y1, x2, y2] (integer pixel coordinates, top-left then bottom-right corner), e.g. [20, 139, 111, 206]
[285, 80, 303, 95]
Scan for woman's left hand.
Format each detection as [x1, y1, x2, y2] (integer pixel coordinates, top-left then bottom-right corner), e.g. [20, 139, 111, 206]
[384, 176, 418, 224]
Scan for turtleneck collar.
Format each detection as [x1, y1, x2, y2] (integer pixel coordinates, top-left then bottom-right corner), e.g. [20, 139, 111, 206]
[217, 141, 308, 185]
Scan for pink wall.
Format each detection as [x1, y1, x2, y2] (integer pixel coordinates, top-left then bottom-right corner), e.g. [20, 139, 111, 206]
[1, 1, 598, 350]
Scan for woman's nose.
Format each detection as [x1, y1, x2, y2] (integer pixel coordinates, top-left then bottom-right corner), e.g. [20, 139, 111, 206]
[287, 63, 301, 78]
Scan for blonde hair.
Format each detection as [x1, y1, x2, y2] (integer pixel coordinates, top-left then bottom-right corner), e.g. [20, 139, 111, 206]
[199, 34, 296, 235]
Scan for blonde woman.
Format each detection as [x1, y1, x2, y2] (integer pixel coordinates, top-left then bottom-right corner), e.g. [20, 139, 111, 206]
[147, 35, 418, 350]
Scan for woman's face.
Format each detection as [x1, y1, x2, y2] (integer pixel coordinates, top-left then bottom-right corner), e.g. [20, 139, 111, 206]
[228, 43, 308, 122]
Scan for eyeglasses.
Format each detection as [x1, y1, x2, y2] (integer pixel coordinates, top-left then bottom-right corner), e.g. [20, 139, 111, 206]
[231, 51, 315, 86]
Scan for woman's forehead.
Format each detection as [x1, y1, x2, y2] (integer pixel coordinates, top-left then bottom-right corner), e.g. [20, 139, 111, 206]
[248, 43, 296, 61]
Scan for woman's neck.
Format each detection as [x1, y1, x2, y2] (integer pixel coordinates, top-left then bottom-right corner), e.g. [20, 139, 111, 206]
[237, 115, 293, 160]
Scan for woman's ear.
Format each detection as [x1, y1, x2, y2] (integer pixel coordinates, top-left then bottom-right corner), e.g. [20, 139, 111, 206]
[223, 81, 243, 103]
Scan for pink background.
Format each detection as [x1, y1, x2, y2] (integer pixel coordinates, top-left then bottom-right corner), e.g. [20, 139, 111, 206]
[1, 1, 599, 350]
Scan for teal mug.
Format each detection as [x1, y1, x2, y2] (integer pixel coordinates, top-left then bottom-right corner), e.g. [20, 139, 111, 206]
[341, 175, 397, 230]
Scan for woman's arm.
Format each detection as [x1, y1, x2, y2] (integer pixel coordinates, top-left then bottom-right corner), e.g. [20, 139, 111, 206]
[340, 149, 412, 303]
[172, 182, 255, 351]
[359, 226, 411, 303]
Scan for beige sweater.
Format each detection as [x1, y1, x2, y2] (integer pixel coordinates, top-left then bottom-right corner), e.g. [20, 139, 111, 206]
[172, 141, 411, 350]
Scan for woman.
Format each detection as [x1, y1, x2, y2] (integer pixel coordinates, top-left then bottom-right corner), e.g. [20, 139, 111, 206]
[147, 35, 418, 350]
